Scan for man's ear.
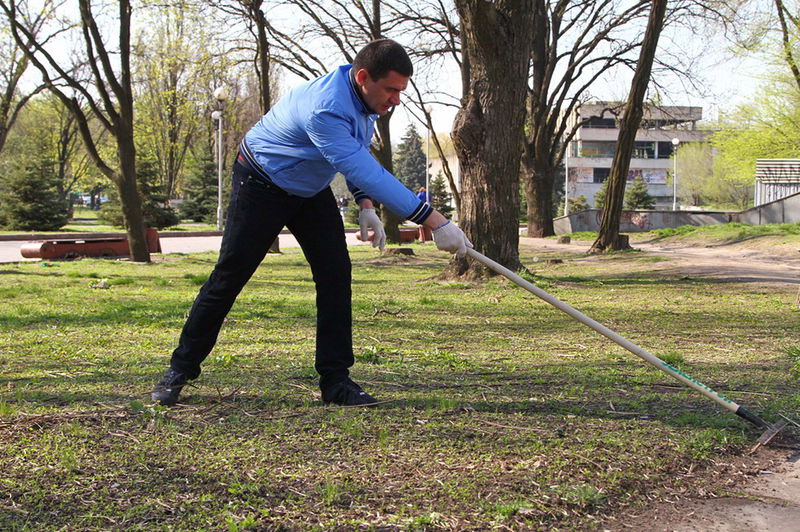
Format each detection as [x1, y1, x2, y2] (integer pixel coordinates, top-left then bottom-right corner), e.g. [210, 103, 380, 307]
[354, 68, 369, 85]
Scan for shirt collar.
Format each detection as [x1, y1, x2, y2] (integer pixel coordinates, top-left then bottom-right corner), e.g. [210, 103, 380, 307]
[348, 66, 378, 116]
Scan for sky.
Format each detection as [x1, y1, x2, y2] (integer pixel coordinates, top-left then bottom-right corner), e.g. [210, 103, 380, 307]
[382, 41, 772, 146]
[13, 1, 775, 147]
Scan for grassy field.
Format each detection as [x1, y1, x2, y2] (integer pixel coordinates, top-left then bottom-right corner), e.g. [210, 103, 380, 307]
[0, 242, 797, 530]
[0, 207, 220, 235]
[572, 221, 800, 249]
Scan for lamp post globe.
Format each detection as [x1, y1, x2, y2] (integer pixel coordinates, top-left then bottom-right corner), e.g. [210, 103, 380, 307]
[213, 86, 228, 102]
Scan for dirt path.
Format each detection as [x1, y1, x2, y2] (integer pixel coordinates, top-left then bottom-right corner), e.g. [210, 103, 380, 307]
[520, 236, 800, 285]
[520, 236, 800, 531]
[609, 447, 800, 532]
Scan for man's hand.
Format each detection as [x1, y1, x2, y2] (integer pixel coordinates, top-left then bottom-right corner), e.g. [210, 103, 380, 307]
[432, 220, 472, 257]
[358, 208, 386, 251]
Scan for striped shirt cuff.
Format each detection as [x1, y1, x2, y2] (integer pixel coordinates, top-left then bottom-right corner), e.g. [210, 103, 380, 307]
[349, 186, 370, 204]
[407, 200, 433, 224]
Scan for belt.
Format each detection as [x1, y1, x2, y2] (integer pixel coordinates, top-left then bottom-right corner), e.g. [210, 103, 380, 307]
[237, 140, 278, 187]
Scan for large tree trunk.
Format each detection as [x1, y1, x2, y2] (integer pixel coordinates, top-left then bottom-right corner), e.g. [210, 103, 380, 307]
[116, 149, 149, 262]
[449, 0, 534, 276]
[523, 149, 556, 237]
[591, 0, 667, 254]
[117, 48, 150, 262]
[116, 0, 149, 262]
[522, 0, 555, 238]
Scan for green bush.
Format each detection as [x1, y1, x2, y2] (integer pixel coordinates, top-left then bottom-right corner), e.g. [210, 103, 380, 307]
[624, 176, 656, 209]
[179, 154, 219, 223]
[594, 182, 608, 210]
[429, 172, 453, 218]
[0, 152, 69, 231]
[98, 158, 179, 230]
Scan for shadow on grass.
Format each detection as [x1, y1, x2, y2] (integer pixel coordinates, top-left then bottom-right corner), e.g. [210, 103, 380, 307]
[3, 359, 792, 435]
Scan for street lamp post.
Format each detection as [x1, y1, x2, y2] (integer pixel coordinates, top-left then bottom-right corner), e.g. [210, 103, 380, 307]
[212, 86, 228, 230]
[564, 142, 570, 216]
[671, 137, 680, 211]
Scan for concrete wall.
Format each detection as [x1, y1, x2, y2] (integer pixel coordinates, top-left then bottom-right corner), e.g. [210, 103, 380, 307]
[734, 191, 800, 225]
[554, 209, 734, 234]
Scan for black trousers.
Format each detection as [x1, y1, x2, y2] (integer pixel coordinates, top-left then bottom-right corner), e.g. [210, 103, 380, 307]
[169, 160, 353, 387]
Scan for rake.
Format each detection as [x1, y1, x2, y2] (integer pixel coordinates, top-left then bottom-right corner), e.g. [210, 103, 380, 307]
[466, 248, 788, 446]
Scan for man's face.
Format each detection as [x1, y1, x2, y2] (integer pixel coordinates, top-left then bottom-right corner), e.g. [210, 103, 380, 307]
[354, 68, 409, 115]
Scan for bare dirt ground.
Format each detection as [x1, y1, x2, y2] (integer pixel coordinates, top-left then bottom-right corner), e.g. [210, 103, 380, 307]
[520, 235, 800, 531]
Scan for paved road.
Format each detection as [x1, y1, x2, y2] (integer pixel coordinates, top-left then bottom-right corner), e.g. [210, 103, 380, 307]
[4, 234, 799, 287]
[0, 231, 368, 263]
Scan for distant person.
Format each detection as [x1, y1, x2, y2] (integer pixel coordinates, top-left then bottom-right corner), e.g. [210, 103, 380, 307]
[151, 39, 471, 408]
[417, 186, 429, 203]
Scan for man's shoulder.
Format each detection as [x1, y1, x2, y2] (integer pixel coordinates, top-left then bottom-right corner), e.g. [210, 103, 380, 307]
[307, 66, 358, 117]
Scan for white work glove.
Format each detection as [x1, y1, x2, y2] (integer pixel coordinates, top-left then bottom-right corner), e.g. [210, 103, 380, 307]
[358, 208, 386, 251]
[432, 220, 472, 257]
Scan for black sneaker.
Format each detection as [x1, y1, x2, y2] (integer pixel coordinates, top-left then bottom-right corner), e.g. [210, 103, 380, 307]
[151, 368, 190, 406]
[321, 378, 378, 406]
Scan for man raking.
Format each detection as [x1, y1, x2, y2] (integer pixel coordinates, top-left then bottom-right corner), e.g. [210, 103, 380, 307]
[151, 39, 470, 407]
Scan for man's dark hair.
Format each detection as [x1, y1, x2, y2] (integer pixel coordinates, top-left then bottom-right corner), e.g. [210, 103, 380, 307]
[352, 39, 413, 80]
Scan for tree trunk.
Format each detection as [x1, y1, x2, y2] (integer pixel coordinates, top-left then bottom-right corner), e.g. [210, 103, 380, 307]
[449, 0, 534, 276]
[374, 113, 402, 244]
[522, 0, 555, 238]
[252, 0, 271, 113]
[523, 148, 555, 237]
[116, 0, 149, 262]
[775, 0, 800, 92]
[117, 133, 149, 261]
[590, 0, 667, 254]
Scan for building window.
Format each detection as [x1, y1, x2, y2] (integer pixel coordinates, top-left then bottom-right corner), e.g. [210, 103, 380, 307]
[579, 141, 616, 158]
[584, 117, 616, 128]
[657, 141, 674, 159]
[633, 141, 655, 159]
[593, 168, 610, 183]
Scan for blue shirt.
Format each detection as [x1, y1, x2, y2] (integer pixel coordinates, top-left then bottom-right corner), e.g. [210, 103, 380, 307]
[243, 65, 432, 224]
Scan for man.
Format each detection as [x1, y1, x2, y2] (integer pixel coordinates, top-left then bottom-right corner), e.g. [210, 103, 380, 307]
[151, 39, 470, 407]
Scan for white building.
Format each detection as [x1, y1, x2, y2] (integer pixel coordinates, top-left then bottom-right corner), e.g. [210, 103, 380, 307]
[754, 159, 800, 206]
[565, 102, 710, 209]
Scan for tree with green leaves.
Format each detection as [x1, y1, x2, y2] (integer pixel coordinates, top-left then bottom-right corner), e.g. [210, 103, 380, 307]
[0, 93, 89, 208]
[99, 158, 179, 230]
[591, 0, 667, 253]
[564, 194, 590, 213]
[178, 153, 218, 223]
[710, 82, 800, 208]
[1, 0, 150, 261]
[0, 1, 47, 155]
[429, 171, 452, 218]
[594, 182, 608, 210]
[134, 2, 215, 201]
[674, 142, 714, 207]
[0, 147, 68, 231]
[393, 124, 426, 192]
[624, 176, 655, 209]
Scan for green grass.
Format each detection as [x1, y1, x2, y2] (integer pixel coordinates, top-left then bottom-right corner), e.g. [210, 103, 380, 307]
[648, 221, 800, 241]
[0, 243, 796, 530]
[0, 206, 219, 235]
